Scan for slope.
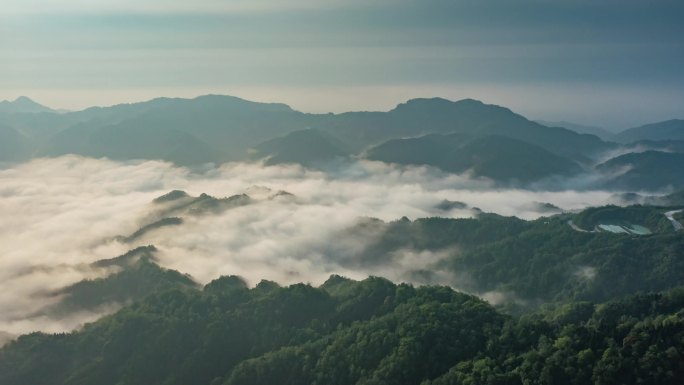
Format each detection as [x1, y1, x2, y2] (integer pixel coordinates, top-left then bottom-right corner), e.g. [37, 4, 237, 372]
[35, 95, 613, 165]
[0, 97, 54, 114]
[536, 120, 615, 141]
[366, 133, 582, 184]
[596, 150, 684, 190]
[615, 119, 684, 143]
[2, 276, 683, 385]
[250, 129, 351, 166]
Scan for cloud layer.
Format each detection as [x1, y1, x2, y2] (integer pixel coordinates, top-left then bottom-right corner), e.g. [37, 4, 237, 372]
[0, 156, 624, 337]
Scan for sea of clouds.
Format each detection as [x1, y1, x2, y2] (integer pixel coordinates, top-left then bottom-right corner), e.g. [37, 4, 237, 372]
[0, 155, 625, 339]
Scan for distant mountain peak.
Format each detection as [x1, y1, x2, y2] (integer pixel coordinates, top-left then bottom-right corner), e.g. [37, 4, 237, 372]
[615, 119, 684, 144]
[536, 120, 615, 140]
[0, 96, 54, 114]
[191, 94, 294, 112]
[154, 190, 191, 203]
[393, 97, 483, 110]
[390, 97, 516, 118]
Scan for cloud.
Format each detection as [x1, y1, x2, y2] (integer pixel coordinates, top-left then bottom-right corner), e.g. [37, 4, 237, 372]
[0, 0, 363, 16]
[0, 156, 629, 337]
[575, 266, 597, 281]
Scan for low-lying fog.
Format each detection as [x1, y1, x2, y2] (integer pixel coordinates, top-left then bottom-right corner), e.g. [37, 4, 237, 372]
[0, 156, 627, 338]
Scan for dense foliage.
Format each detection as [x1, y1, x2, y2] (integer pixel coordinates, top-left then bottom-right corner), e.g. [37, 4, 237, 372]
[450, 216, 684, 304]
[1, 203, 683, 384]
[573, 205, 673, 232]
[345, 208, 684, 305]
[2, 277, 683, 385]
[45, 246, 197, 316]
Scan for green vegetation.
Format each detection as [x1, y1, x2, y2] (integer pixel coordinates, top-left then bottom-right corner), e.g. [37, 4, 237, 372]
[674, 211, 684, 222]
[573, 205, 673, 233]
[152, 192, 252, 218]
[118, 217, 184, 243]
[449, 217, 684, 304]
[1, 203, 684, 383]
[44, 246, 197, 316]
[342, 207, 684, 305]
[2, 276, 683, 385]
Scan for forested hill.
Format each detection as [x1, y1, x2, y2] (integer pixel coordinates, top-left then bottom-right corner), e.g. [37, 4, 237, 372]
[1, 276, 683, 385]
[1, 201, 684, 384]
[339, 204, 684, 306]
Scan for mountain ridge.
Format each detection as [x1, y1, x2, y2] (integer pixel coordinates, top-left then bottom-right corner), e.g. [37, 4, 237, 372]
[615, 119, 684, 143]
[0, 96, 54, 114]
[2, 94, 682, 190]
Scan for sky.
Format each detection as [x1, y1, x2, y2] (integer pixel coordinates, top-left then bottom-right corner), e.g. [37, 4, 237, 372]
[1, 0, 683, 128]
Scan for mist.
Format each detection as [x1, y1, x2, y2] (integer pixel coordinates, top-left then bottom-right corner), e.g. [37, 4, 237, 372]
[0, 155, 627, 337]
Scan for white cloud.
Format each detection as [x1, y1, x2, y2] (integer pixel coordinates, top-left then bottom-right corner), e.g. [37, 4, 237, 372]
[0, 0, 358, 16]
[0, 156, 625, 337]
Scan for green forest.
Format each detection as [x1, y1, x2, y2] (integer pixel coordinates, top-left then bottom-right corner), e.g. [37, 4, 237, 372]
[1, 203, 683, 384]
[1, 275, 683, 385]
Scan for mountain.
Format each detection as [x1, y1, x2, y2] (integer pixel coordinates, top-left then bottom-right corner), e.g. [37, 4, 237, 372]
[536, 120, 615, 140]
[2, 95, 610, 167]
[46, 122, 221, 166]
[112, 191, 253, 244]
[117, 217, 184, 243]
[615, 119, 684, 143]
[0, 125, 30, 162]
[151, 191, 252, 218]
[43, 95, 307, 163]
[453, 136, 583, 183]
[596, 150, 684, 190]
[366, 133, 583, 185]
[250, 129, 351, 166]
[657, 190, 684, 206]
[572, 205, 674, 233]
[20, 94, 684, 190]
[0, 96, 54, 114]
[365, 133, 472, 167]
[625, 139, 684, 154]
[2, 273, 683, 385]
[43, 246, 197, 317]
[320, 98, 611, 161]
[2, 198, 684, 383]
[339, 207, 684, 304]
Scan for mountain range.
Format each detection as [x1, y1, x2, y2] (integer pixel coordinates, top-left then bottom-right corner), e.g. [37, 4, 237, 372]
[614, 120, 684, 143]
[0, 96, 55, 114]
[535, 120, 616, 141]
[2, 194, 684, 384]
[1, 95, 683, 190]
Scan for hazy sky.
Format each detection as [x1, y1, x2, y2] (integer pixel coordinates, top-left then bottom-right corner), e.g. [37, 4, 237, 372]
[1, 0, 683, 128]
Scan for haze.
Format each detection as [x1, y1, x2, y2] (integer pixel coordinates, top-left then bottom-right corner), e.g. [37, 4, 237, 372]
[2, 0, 683, 128]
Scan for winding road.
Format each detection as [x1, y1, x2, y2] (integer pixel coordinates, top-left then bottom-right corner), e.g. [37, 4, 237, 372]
[665, 210, 684, 231]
